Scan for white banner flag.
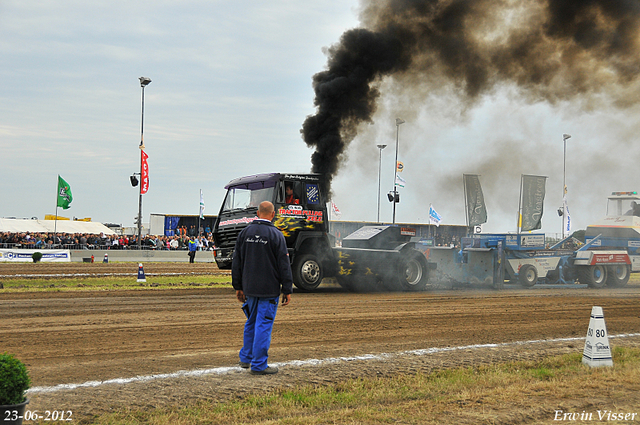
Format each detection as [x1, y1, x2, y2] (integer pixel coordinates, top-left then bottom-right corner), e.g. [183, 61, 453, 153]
[563, 195, 571, 235]
[429, 204, 442, 227]
[395, 174, 406, 188]
[199, 189, 205, 219]
[331, 201, 342, 218]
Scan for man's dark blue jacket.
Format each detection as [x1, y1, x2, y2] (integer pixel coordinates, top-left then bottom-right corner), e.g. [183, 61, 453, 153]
[232, 219, 293, 298]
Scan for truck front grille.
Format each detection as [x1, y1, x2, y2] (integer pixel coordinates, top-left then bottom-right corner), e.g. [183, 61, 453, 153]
[216, 226, 242, 248]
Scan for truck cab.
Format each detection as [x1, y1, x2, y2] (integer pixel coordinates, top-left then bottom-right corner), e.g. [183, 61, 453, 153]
[213, 173, 335, 290]
[585, 191, 640, 245]
[582, 191, 640, 283]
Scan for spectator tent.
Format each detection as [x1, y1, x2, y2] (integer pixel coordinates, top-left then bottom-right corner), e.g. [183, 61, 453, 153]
[0, 218, 116, 235]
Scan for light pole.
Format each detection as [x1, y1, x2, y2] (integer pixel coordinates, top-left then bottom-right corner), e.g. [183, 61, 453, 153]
[562, 133, 571, 239]
[376, 144, 387, 223]
[392, 118, 405, 224]
[137, 76, 151, 249]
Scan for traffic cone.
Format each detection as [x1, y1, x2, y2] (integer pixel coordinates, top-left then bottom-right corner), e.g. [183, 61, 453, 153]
[137, 263, 146, 283]
[582, 306, 613, 367]
[103, 253, 108, 263]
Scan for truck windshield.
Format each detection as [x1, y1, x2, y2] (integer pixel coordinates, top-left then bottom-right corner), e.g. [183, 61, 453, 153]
[607, 197, 640, 217]
[222, 186, 274, 212]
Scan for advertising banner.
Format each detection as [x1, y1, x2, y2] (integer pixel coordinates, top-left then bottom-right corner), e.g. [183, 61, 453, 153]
[520, 175, 547, 232]
[563, 194, 572, 235]
[463, 174, 487, 226]
[141, 150, 149, 194]
[199, 189, 205, 219]
[0, 249, 71, 262]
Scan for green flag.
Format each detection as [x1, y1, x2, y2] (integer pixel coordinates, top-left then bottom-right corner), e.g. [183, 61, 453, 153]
[57, 175, 73, 209]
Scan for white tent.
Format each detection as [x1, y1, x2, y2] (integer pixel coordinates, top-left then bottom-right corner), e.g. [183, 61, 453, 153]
[0, 218, 116, 235]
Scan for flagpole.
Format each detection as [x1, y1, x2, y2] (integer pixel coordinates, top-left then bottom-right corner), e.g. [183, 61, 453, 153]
[517, 174, 523, 234]
[434, 221, 437, 244]
[462, 174, 469, 229]
[392, 118, 405, 225]
[562, 134, 571, 239]
[198, 189, 201, 237]
[137, 149, 143, 249]
[54, 176, 59, 241]
[137, 77, 151, 249]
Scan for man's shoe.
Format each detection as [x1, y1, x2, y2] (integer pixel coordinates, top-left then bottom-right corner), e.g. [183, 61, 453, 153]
[250, 366, 278, 375]
[239, 361, 250, 369]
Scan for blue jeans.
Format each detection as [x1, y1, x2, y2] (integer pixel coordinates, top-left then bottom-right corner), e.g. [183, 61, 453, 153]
[239, 296, 279, 371]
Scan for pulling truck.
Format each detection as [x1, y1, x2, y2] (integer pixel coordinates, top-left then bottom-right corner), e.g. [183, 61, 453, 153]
[578, 191, 640, 287]
[466, 191, 640, 288]
[212, 173, 435, 291]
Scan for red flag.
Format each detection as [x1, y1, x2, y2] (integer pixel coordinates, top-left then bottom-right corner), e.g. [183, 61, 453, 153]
[141, 150, 149, 194]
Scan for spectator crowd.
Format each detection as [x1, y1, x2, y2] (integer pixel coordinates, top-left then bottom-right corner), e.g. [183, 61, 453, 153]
[0, 232, 216, 251]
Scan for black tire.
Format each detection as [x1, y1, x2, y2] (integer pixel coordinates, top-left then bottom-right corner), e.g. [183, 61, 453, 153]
[292, 254, 323, 291]
[545, 269, 559, 285]
[578, 265, 608, 288]
[397, 252, 428, 291]
[215, 260, 232, 270]
[518, 264, 538, 287]
[606, 264, 630, 287]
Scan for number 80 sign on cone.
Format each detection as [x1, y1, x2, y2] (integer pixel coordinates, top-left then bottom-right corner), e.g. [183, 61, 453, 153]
[582, 306, 613, 367]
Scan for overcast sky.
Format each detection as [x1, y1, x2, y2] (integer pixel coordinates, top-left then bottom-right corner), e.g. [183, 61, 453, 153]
[2, 0, 639, 236]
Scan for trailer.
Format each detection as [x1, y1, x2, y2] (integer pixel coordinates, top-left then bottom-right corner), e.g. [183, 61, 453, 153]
[333, 225, 436, 291]
[449, 192, 640, 288]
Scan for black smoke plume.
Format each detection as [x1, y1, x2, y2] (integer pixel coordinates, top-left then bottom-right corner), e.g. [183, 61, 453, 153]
[302, 0, 640, 195]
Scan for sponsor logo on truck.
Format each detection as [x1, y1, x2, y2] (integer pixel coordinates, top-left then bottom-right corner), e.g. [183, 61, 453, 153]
[591, 253, 630, 264]
[400, 227, 416, 236]
[219, 216, 259, 227]
[277, 207, 324, 222]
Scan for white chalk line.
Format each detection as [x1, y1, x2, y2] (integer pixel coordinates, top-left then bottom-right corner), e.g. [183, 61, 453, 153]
[28, 333, 640, 395]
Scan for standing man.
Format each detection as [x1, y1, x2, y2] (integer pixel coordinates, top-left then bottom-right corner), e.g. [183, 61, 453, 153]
[188, 235, 198, 263]
[232, 201, 293, 375]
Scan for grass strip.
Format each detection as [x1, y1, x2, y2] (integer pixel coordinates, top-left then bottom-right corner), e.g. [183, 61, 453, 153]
[88, 347, 640, 425]
[0, 275, 231, 292]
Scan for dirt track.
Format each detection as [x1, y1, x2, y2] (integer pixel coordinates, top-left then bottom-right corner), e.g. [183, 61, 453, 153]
[1, 263, 640, 423]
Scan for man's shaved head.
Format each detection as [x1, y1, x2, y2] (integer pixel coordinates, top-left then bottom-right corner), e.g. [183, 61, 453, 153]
[258, 201, 275, 219]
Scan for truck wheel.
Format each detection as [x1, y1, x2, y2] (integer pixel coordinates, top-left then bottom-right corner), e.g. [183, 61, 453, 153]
[518, 264, 538, 287]
[293, 254, 323, 291]
[397, 253, 428, 291]
[606, 264, 630, 287]
[578, 265, 608, 288]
